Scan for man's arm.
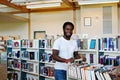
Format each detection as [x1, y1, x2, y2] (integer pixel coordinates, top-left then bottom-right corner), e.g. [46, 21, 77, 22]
[52, 49, 66, 62]
[52, 49, 74, 63]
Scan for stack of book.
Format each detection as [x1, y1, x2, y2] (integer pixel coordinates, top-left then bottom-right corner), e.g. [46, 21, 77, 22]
[40, 66, 54, 77]
[39, 39, 54, 48]
[79, 53, 96, 64]
[25, 74, 39, 80]
[8, 50, 20, 58]
[8, 59, 21, 69]
[13, 40, 21, 48]
[21, 39, 39, 48]
[99, 55, 120, 66]
[21, 39, 28, 48]
[8, 59, 13, 68]
[8, 71, 20, 80]
[21, 51, 39, 61]
[22, 62, 39, 74]
[40, 52, 53, 62]
[68, 63, 120, 80]
[76, 38, 96, 50]
[7, 40, 13, 47]
[99, 37, 118, 51]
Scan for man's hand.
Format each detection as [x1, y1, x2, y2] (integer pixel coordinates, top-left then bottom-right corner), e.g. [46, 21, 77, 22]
[68, 58, 74, 63]
[82, 57, 86, 62]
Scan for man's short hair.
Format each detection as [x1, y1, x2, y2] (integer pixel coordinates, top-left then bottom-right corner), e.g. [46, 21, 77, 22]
[63, 22, 74, 30]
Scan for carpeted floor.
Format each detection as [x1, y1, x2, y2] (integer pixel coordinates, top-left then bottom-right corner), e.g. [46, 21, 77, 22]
[0, 64, 7, 80]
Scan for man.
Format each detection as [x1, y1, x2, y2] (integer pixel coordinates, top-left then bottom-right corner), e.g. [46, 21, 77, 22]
[53, 22, 80, 80]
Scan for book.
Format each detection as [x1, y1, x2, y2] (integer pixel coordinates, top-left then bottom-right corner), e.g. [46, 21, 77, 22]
[22, 62, 39, 73]
[40, 66, 54, 77]
[29, 52, 35, 60]
[89, 39, 96, 49]
[7, 71, 20, 80]
[21, 39, 29, 48]
[27, 74, 39, 80]
[99, 37, 118, 51]
[7, 40, 13, 47]
[76, 39, 81, 49]
[80, 39, 88, 50]
[8, 59, 13, 68]
[117, 36, 120, 51]
[41, 52, 53, 62]
[99, 55, 120, 66]
[22, 50, 38, 61]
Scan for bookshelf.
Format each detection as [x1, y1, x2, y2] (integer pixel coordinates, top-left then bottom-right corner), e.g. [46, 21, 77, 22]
[67, 38, 99, 80]
[7, 40, 21, 80]
[67, 63, 120, 80]
[98, 37, 120, 66]
[0, 37, 7, 64]
[67, 36, 120, 80]
[39, 39, 55, 80]
[77, 38, 99, 64]
[7, 36, 120, 80]
[21, 39, 40, 80]
[7, 38, 55, 80]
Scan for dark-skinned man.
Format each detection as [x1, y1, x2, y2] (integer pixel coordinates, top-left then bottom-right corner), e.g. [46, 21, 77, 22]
[52, 22, 82, 80]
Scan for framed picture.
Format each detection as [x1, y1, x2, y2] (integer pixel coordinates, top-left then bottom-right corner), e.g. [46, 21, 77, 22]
[84, 17, 91, 26]
[34, 31, 46, 39]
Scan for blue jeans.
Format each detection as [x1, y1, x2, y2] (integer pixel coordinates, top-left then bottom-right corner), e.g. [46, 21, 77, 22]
[54, 69, 67, 80]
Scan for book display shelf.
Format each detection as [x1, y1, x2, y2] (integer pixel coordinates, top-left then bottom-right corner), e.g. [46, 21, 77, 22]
[7, 35, 120, 80]
[98, 36, 120, 66]
[67, 38, 98, 80]
[67, 36, 120, 80]
[7, 38, 55, 80]
[77, 38, 98, 64]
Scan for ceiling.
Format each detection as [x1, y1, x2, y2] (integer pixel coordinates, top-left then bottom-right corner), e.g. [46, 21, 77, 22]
[0, 0, 79, 22]
[0, 12, 28, 22]
[0, 0, 119, 13]
[0, 0, 79, 13]
[0, 0, 119, 22]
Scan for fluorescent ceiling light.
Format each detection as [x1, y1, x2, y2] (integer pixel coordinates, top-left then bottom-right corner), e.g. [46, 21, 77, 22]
[26, 0, 62, 5]
[78, 0, 119, 5]
[11, 0, 62, 3]
[11, 0, 37, 3]
[0, 4, 7, 8]
[11, 0, 27, 3]
[26, 3, 61, 9]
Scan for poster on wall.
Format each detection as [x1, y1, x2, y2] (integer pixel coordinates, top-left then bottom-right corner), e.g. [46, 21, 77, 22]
[84, 17, 91, 26]
[34, 31, 46, 39]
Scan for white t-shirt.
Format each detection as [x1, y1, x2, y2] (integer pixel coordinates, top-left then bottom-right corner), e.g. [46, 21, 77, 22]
[53, 37, 78, 70]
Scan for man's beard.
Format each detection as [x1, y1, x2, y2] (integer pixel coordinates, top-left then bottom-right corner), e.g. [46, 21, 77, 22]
[65, 32, 72, 38]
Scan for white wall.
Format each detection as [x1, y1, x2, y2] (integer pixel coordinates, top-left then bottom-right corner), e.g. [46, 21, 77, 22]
[118, 7, 120, 34]
[76, 9, 81, 34]
[30, 10, 74, 39]
[0, 22, 28, 39]
[31, 3, 119, 39]
[79, 3, 118, 38]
